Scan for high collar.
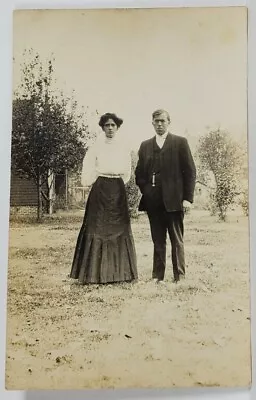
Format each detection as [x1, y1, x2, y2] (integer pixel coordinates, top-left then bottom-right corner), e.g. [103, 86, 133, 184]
[104, 135, 118, 144]
[155, 131, 169, 142]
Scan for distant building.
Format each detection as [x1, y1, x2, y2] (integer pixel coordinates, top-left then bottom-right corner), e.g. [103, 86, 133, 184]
[10, 168, 73, 212]
[10, 170, 40, 208]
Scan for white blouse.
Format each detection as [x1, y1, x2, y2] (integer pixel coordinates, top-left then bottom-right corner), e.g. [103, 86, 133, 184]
[81, 134, 132, 187]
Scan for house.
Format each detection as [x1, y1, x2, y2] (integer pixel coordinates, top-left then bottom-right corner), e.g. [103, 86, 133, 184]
[10, 169, 68, 214]
[9, 167, 89, 214]
[10, 171, 39, 208]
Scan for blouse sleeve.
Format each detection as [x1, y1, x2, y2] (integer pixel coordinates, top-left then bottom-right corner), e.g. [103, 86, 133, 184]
[81, 143, 98, 187]
[121, 150, 132, 185]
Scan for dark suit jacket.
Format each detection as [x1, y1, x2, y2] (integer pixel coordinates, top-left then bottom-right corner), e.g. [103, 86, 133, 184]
[135, 133, 196, 212]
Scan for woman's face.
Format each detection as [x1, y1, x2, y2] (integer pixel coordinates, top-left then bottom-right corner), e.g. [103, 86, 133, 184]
[103, 118, 118, 139]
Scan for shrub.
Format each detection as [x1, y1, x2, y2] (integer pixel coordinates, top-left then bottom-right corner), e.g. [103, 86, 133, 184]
[126, 151, 141, 218]
[197, 129, 245, 221]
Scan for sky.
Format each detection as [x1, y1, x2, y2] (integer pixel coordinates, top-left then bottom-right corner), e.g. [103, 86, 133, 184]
[12, 7, 247, 150]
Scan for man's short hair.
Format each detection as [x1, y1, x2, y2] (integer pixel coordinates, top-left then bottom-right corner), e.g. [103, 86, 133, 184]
[152, 109, 171, 122]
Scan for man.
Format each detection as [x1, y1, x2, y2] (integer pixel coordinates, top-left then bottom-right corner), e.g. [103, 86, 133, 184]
[135, 109, 196, 283]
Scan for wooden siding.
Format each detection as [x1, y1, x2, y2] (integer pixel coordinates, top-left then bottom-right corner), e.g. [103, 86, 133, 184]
[10, 172, 38, 207]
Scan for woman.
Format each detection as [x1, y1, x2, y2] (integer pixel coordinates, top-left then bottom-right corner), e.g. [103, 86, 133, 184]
[70, 113, 138, 284]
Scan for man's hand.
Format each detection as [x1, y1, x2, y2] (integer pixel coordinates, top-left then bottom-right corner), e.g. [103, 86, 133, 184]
[182, 200, 192, 213]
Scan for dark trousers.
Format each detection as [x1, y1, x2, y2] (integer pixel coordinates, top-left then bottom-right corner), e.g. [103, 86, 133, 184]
[147, 209, 185, 281]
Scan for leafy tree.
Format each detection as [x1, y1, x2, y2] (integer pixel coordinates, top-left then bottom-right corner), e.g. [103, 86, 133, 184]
[12, 49, 92, 220]
[197, 129, 244, 221]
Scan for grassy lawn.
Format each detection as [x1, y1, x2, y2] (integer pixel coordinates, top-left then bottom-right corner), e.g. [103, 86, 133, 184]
[5, 210, 251, 389]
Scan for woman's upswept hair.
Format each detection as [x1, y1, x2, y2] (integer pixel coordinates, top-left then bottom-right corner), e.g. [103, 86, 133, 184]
[99, 113, 123, 128]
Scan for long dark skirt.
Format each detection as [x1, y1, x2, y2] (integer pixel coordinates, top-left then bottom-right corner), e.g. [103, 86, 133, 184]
[70, 176, 138, 284]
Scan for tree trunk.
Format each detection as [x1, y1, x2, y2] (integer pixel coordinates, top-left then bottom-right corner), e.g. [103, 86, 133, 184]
[37, 173, 43, 222]
[47, 171, 55, 215]
[64, 169, 68, 210]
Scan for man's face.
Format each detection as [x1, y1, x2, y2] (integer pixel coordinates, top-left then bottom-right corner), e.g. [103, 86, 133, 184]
[152, 113, 170, 136]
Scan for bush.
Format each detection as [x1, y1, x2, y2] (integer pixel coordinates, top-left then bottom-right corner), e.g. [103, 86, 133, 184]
[126, 151, 141, 218]
[197, 129, 244, 221]
[206, 193, 218, 216]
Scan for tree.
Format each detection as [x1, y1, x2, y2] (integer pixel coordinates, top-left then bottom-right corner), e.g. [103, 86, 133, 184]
[12, 49, 92, 220]
[197, 129, 244, 221]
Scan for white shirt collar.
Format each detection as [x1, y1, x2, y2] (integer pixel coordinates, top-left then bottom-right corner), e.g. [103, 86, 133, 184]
[155, 131, 169, 142]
